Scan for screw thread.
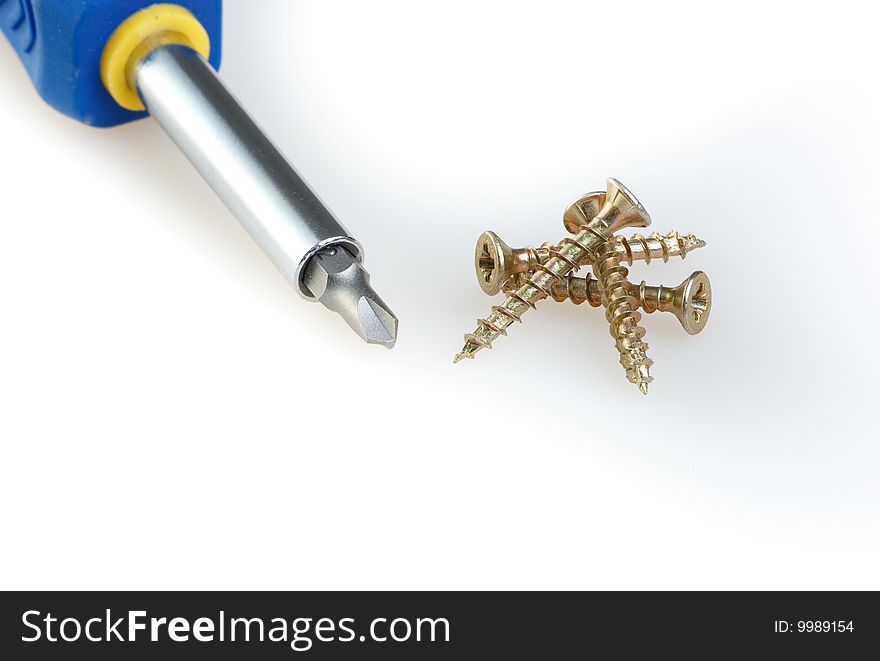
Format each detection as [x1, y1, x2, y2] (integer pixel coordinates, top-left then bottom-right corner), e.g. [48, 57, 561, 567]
[616, 231, 705, 265]
[497, 230, 704, 289]
[504, 270, 598, 306]
[554, 271, 597, 305]
[504, 273, 672, 312]
[592, 241, 654, 394]
[454, 225, 609, 362]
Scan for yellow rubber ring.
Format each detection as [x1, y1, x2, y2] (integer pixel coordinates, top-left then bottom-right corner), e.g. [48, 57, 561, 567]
[100, 4, 211, 111]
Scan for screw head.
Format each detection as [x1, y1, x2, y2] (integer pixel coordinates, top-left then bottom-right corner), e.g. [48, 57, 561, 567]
[675, 271, 712, 335]
[476, 231, 513, 295]
[603, 178, 652, 233]
[563, 191, 607, 234]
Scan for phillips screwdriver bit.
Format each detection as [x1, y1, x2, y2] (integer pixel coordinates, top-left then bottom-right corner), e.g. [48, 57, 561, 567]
[304, 247, 398, 348]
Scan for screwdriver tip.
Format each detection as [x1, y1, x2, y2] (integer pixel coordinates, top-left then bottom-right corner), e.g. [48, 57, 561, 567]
[304, 246, 398, 349]
[357, 295, 398, 348]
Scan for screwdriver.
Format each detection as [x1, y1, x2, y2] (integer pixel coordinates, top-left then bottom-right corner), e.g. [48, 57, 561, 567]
[1, 1, 398, 347]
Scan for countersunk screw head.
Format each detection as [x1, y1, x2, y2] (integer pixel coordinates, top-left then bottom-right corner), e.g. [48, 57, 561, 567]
[601, 178, 652, 233]
[562, 178, 651, 235]
[666, 271, 712, 335]
[476, 231, 515, 296]
[563, 190, 606, 234]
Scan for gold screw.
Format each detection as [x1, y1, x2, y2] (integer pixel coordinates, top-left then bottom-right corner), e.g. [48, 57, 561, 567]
[477, 230, 706, 296]
[592, 238, 654, 393]
[505, 270, 712, 335]
[454, 178, 651, 364]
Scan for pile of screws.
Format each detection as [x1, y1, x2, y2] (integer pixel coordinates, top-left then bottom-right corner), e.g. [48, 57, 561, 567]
[453, 178, 712, 394]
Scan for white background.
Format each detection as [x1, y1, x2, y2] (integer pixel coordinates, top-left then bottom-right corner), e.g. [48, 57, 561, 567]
[1, 0, 878, 590]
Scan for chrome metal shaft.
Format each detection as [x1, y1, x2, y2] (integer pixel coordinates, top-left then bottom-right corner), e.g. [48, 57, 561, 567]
[134, 44, 397, 346]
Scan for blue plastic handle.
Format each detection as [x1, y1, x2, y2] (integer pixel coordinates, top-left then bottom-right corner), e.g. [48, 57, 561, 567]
[1, 0, 222, 127]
